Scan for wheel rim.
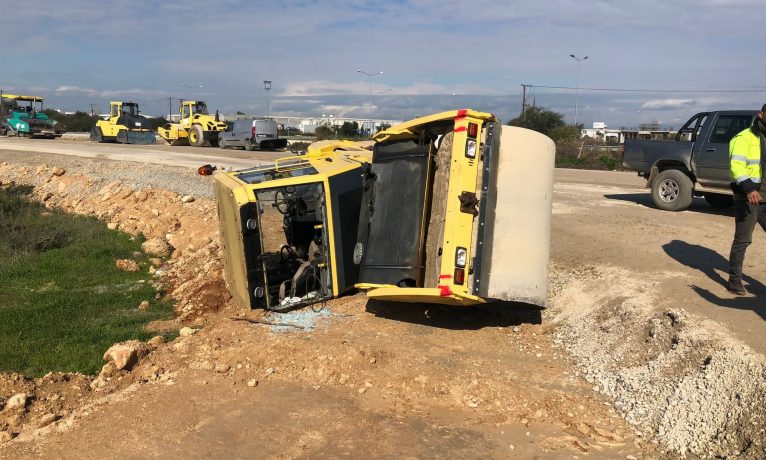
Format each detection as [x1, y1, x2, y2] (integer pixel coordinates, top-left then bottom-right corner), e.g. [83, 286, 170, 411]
[659, 179, 680, 202]
[190, 131, 197, 143]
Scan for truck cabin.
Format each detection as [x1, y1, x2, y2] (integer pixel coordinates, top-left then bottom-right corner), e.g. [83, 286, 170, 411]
[213, 141, 372, 311]
[676, 111, 755, 143]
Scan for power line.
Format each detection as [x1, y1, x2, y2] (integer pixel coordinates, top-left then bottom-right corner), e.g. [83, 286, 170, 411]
[525, 84, 766, 94]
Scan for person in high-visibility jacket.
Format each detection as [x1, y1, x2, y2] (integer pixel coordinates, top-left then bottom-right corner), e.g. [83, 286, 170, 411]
[728, 104, 766, 295]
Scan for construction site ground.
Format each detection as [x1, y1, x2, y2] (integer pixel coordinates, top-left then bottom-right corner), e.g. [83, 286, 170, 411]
[1, 138, 765, 459]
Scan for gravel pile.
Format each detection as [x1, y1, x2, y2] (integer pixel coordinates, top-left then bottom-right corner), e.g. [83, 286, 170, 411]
[548, 264, 766, 458]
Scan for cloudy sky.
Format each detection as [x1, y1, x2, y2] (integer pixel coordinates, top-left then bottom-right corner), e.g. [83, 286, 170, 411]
[2, 0, 765, 128]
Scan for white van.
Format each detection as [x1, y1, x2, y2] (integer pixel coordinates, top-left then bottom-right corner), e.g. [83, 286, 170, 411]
[218, 118, 288, 151]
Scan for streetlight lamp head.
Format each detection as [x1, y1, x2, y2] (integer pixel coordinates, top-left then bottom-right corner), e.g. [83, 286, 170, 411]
[570, 54, 575, 58]
[584, 56, 589, 60]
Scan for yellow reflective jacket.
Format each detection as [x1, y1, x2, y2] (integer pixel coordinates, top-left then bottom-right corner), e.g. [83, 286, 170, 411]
[729, 124, 763, 193]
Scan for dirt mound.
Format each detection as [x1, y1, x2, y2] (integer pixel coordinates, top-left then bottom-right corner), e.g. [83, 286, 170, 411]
[549, 263, 766, 458]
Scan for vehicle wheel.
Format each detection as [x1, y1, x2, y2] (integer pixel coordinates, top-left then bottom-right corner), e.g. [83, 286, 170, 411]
[188, 125, 205, 147]
[218, 138, 227, 149]
[90, 127, 103, 143]
[244, 138, 255, 151]
[651, 169, 693, 211]
[704, 193, 734, 209]
[116, 130, 128, 144]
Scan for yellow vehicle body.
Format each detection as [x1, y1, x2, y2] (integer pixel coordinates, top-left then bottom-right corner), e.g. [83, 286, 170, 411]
[157, 100, 227, 147]
[213, 141, 373, 311]
[354, 109, 555, 307]
[92, 101, 156, 144]
[213, 109, 555, 312]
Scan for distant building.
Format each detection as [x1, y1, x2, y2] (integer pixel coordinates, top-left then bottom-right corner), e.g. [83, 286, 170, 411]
[221, 113, 402, 135]
[581, 121, 675, 144]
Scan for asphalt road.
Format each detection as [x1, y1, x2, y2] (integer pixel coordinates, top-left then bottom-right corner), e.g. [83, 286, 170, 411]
[0, 136, 288, 170]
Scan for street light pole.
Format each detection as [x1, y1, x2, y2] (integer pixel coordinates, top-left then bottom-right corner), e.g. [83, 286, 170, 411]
[569, 54, 588, 127]
[263, 80, 272, 117]
[357, 69, 383, 137]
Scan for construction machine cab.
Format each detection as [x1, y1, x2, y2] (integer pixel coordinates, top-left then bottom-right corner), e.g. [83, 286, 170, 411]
[1, 94, 64, 138]
[213, 141, 372, 311]
[114, 102, 139, 118]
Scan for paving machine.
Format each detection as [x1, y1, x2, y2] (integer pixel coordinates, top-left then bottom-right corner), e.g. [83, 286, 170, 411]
[0, 93, 65, 138]
[90, 101, 156, 144]
[157, 100, 227, 147]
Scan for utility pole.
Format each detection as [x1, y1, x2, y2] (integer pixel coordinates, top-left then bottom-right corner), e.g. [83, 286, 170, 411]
[167, 97, 173, 121]
[357, 69, 383, 137]
[263, 81, 272, 117]
[570, 54, 588, 127]
[521, 84, 528, 115]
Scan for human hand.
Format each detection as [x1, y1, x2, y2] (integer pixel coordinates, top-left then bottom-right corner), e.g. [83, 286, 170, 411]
[747, 190, 760, 205]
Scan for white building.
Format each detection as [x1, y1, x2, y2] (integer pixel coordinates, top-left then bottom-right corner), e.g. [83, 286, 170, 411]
[581, 122, 622, 143]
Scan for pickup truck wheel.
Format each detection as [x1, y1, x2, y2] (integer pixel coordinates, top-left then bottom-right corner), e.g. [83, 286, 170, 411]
[651, 169, 693, 211]
[704, 193, 734, 209]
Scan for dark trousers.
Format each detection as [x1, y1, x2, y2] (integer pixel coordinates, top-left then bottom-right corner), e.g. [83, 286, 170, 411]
[729, 200, 766, 281]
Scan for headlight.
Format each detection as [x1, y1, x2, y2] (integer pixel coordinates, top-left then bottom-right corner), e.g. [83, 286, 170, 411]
[455, 247, 467, 267]
[465, 139, 477, 158]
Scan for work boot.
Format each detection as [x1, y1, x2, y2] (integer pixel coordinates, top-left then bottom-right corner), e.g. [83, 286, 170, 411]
[726, 278, 747, 296]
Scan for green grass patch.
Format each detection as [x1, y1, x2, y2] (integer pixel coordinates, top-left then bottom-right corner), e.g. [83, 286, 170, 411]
[0, 186, 174, 376]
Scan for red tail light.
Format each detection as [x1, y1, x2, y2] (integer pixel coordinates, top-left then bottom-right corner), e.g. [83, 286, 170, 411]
[467, 122, 478, 138]
[252, 125, 257, 137]
[454, 268, 465, 285]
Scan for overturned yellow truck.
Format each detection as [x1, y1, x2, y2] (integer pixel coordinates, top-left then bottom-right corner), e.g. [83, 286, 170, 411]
[212, 109, 554, 311]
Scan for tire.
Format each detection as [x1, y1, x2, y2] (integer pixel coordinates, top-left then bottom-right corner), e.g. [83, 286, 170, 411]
[243, 138, 255, 151]
[90, 127, 103, 143]
[704, 193, 734, 209]
[218, 138, 227, 149]
[188, 125, 205, 147]
[651, 169, 694, 211]
[116, 130, 128, 144]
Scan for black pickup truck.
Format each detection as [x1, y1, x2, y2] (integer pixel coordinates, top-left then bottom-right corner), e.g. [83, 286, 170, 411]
[623, 110, 756, 211]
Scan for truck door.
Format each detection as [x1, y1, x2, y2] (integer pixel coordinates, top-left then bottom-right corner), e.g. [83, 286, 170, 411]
[694, 114, 754, 188]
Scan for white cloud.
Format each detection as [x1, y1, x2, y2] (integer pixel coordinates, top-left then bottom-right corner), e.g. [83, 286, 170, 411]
[55, 86, 167, 99]
[641, 99, 696, 110]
